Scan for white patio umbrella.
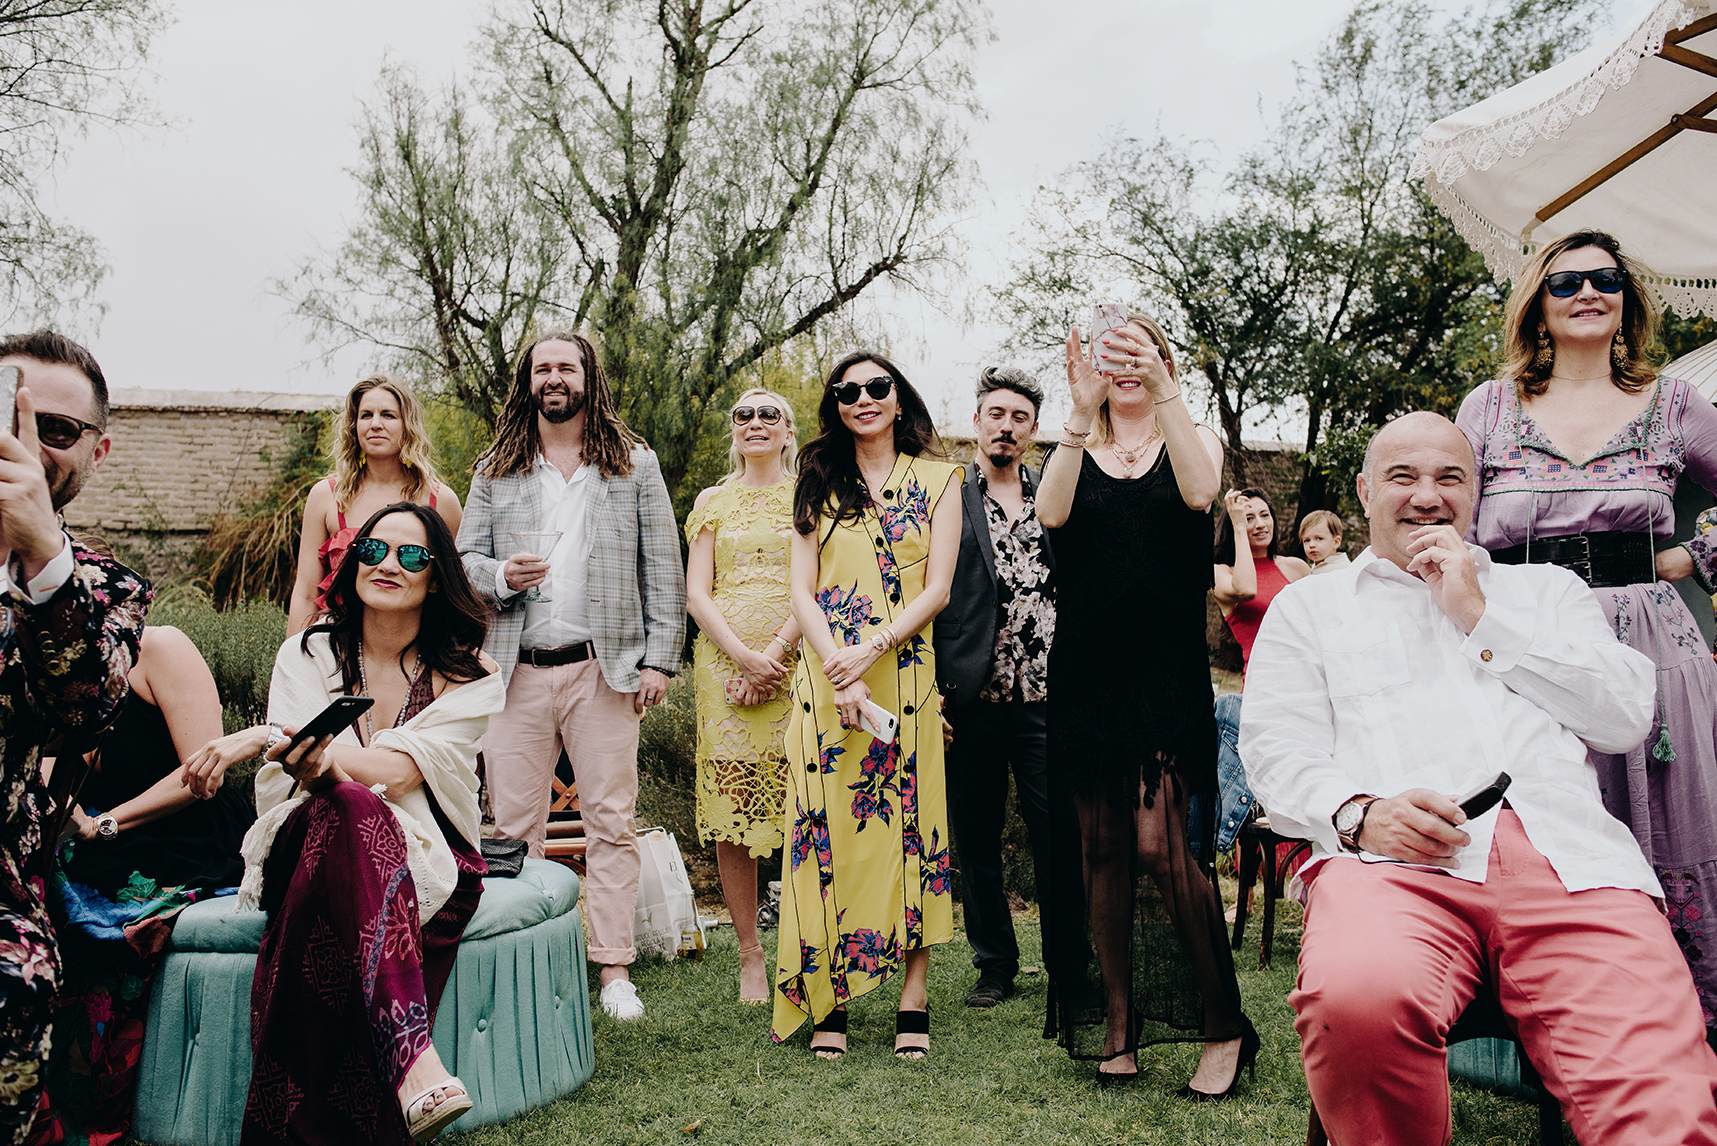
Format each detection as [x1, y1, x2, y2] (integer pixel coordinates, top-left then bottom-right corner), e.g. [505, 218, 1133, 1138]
[1411, 0, 1717, 317]
[1664, 336, 1717, 398]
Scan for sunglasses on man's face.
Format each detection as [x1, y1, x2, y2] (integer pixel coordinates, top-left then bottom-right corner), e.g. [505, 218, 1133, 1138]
[351, 536, 435, 573]
[27, 411, 102, 450]
[732, 405, 783, 425]
[831, 376, 895, 405]
[1543, 267, 1627, 298]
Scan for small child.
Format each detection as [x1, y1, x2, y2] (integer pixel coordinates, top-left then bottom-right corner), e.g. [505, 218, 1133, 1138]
[1299, 510, 1351, 574]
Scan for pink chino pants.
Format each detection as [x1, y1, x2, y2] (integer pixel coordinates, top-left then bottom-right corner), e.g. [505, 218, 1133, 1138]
[485, 658, 643, 965]
[1293, 810, 1717, 1146]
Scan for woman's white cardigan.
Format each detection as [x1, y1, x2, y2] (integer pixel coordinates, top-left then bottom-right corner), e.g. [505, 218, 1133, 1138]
[236, 632, 504, 923]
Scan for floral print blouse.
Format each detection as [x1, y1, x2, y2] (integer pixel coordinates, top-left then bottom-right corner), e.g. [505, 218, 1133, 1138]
[977, 469, 1055, 704]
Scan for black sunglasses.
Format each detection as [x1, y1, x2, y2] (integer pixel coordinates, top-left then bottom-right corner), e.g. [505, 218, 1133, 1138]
[831, 376, 895, 405]
[1543, 267, 1627, 298]
[27, 411, 102, 450]
[732, 405, 783, 425]
[350, 536, 435, 573]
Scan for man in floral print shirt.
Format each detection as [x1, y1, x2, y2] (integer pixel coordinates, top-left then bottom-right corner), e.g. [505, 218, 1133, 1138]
[934, 367, 1087, 1009]
[0, 330, 147, 1143]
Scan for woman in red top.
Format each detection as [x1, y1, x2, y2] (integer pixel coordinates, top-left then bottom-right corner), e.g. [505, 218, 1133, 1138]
[1213, 488, 1309, 673]
[289, 375, 463, 634]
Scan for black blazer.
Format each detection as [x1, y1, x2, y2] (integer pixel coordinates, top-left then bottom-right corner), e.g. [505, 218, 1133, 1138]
[933, 460, 1054, 708]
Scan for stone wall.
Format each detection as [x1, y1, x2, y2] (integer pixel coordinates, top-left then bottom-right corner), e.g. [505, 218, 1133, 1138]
[64, 389, 333, 580]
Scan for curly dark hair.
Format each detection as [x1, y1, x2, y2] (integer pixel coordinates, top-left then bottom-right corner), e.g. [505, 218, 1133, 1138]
[305, 501, 491, 693]
[1213, 488, 1279, 565]
[793, 351, 944, 536]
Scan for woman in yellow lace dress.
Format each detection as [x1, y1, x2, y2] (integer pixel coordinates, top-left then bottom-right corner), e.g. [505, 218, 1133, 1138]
[773, 353, 962, 1059]
[686, 388, 803, 1003]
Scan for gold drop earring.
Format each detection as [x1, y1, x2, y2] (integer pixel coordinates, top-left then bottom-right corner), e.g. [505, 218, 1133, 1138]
[1533, 325, 1554, 372]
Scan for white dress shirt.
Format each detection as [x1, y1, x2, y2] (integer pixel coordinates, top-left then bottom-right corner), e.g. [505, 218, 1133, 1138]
[1239, 545, 1661, 896]
[1, 532, 74, 604]
[500, 455, 594, 649]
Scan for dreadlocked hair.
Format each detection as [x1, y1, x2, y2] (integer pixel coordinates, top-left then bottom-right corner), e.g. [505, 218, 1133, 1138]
[479, 331, 646, 479]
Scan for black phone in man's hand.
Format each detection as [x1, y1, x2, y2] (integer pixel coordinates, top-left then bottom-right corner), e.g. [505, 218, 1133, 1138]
[1455, 772, 1511, 820]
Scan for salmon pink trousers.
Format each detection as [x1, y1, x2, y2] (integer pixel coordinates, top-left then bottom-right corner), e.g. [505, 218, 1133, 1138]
[1292, 810, 1717, 1146]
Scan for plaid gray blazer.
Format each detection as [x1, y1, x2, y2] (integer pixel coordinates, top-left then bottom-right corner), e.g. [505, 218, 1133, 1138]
[457, 446, 686, 692]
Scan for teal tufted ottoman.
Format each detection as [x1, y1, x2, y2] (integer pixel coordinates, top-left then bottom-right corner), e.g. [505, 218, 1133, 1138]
[134, 859, 593, 1145]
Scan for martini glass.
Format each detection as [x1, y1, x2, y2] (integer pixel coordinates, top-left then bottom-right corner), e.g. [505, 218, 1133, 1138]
[509, 531, 563, 603]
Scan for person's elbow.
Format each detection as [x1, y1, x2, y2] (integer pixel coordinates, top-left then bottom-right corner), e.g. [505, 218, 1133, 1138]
[1181, 479, 1220, 513]
[1037, 501, 1069, 529]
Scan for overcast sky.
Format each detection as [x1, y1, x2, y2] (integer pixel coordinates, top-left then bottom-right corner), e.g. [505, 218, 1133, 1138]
[36, 0, 1649, 434]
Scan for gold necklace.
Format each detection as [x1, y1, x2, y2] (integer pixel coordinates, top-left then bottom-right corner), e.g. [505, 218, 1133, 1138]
[1108, 427, 1162, 478]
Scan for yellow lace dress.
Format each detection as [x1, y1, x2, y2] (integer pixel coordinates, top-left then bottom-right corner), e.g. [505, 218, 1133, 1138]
[771, 453, 962, 1042]
[687, 480, 798, 857]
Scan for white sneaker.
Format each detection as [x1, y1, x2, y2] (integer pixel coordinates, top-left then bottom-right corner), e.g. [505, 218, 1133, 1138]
[600, 979, 644, 1020]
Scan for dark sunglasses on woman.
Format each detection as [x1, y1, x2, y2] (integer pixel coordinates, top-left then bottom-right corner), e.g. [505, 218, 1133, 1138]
[732, 405, 783, 425]
[1543, 267, 1627, 297]
[350, 536, 435, 572]
[831, 376, 895, 405]
[27, 411, 102, 450]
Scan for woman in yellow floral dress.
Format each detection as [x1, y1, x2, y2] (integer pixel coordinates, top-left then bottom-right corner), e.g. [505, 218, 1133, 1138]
[686, 388, 802, 1003]
[774, 353, 962, 1059]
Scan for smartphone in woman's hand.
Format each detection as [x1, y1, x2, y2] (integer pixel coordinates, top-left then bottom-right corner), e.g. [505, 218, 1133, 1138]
[1090, 304, 1129, 370]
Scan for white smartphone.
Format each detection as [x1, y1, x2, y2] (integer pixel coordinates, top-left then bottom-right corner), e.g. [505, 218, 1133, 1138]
[858, 699, 899, 743]
[0, 365, 17, 439]
[1090, 303, 1129, 370]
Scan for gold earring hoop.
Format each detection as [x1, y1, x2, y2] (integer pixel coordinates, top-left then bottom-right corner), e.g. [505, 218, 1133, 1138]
[1533, 327, 1554, 372]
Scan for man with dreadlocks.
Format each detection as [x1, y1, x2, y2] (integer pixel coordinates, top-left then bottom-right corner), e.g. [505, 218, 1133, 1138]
[458, 331, 685, 1021]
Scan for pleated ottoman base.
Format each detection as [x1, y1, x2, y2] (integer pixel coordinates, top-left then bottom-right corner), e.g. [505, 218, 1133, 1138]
[134, 859, 593, 1145]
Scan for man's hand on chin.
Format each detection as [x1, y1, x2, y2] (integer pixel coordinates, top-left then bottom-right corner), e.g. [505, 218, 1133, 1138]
[1405, 524, 1486, 634]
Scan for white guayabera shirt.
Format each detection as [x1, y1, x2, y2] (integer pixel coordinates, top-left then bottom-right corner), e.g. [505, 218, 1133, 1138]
[1239, 545, 1662, 897]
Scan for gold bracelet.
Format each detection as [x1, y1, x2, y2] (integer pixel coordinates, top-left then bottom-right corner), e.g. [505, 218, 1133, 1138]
[1061, 422, 1091, 441]
[1059, 436, 1087, 449]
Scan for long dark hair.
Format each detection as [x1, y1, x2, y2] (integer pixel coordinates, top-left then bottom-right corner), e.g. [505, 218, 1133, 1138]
[479, 330, 645, 480]
[305, 502, 491, 694]
[793, 351, 943, 536]
[1214, 488, 1279, 565]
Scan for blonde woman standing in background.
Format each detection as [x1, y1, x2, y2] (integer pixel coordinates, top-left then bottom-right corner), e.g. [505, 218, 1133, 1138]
[685, 388, 803, 1003]
[289, 375, 463, 633]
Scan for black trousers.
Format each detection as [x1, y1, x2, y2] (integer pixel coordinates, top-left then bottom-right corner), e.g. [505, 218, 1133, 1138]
[944, 698, 1086, 978]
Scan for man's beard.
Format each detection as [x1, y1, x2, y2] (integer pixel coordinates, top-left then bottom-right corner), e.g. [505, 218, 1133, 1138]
[535, 387, 586, 424]
[986, 437, 1018, 469]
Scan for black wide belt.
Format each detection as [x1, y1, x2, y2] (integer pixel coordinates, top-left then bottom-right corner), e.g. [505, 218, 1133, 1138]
[517, 641, 596, 667]
[1490, 531, 1655, 588]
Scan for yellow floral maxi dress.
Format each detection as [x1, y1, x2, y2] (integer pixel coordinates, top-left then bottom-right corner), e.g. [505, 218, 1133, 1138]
[771, 454, 962, 1041]
[687, 481, 799, 857]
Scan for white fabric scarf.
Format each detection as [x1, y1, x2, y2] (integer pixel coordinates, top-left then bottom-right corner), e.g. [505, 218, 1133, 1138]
[236, 633, 503, 924]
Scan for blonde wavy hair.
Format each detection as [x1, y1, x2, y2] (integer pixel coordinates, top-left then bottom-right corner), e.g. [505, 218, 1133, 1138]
[721, 387, 798, 483]
[1501, 229, 1662, 398]
[332, 374, 440, 508]
[1086, 311, 1178, 449]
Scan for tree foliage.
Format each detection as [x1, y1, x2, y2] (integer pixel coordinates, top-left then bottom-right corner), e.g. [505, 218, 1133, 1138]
[0, 0, 169, 326]
[996, 0, 1604, 512]
[291, 0, 985, 508]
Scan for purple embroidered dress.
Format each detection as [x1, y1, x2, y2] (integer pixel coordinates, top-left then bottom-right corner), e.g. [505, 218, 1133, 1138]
[1459, 376, 1717, 1029]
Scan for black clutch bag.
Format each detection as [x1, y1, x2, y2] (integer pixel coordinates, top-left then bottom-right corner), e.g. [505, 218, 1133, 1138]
[479, 837, 528, 878]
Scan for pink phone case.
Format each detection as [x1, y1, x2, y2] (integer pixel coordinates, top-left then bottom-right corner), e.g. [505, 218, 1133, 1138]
[1090, 304, 1129, 370]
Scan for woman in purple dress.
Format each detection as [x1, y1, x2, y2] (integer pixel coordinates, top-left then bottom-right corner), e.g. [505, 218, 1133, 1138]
[1457, 228, 1717, 1037]
[184, 503, 504, 1143]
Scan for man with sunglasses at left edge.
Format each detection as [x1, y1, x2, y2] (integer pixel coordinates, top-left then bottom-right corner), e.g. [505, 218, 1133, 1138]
[0, 328, 149, 1145]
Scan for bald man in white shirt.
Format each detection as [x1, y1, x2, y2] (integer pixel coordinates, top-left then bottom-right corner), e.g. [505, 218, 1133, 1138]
[1241, 412, 1717, 1146]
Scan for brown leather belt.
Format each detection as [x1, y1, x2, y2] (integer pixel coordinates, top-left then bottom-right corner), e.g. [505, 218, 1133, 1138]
[517, 641, 595, 667]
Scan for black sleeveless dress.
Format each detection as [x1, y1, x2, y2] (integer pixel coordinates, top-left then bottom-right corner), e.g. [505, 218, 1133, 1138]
[62, 692, 253, 897]
[1044, 447, 1240, 1057]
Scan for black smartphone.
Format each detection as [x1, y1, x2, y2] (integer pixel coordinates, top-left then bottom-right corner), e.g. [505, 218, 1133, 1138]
[1455, 772, 1511, 820]
[281, 696, 375, 756]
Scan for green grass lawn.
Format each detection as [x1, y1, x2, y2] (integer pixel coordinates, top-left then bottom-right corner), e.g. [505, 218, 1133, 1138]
[449, 911, 1569, 1146]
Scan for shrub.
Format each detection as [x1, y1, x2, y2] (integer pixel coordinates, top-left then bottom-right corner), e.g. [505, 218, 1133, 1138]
[196, 410, 331, 608]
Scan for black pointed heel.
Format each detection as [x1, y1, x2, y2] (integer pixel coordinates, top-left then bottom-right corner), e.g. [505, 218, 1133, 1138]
[1175, 1016, 1260, 1102]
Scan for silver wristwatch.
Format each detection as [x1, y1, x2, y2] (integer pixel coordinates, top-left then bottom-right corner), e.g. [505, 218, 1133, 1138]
[94, 813, 119, 841]
[1333, 796, 1375, 853]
